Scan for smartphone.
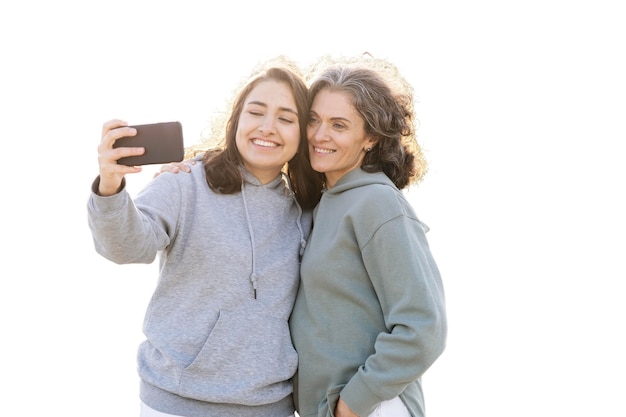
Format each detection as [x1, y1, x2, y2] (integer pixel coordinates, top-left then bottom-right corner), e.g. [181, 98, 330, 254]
[113, 121, 185, 166]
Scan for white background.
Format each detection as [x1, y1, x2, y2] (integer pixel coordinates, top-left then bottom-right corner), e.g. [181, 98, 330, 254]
[1, 1, 624, 416]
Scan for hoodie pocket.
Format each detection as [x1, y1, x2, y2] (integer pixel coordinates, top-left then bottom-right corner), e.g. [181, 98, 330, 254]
[178, 309, 298, 405]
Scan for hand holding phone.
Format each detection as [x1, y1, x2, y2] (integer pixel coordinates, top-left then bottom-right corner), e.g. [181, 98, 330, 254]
[113, 121, 185, 166]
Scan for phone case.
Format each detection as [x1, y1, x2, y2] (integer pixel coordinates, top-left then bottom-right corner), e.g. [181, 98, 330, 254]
[114, 121, 185, 166]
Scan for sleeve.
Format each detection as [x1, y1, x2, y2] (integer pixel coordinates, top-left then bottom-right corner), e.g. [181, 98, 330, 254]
[341, 213, 447, 415]
[87, 173, 182, 264]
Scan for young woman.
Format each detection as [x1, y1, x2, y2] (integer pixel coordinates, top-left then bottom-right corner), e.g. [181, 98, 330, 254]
[87, 57, 323, 417]
[289, 57, 447, 417]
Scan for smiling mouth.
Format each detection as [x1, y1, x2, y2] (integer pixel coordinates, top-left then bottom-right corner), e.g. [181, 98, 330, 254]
[252, 138, 279, 148]
[313, 147, 335, 154]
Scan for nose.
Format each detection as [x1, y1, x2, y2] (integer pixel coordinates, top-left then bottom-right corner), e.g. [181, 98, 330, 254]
[308, 122, 328, 142]
[258, 118, 276, 136]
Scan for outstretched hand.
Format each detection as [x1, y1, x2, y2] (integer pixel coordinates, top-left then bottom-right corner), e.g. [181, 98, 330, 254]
[97, 119, 146, 196]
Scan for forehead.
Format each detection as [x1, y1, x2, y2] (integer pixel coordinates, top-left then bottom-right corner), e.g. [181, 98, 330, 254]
[310, 89, 359, 119]
[246, 80, 296, 108]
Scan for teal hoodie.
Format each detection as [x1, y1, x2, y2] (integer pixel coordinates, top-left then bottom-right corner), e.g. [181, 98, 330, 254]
[289, 168, 446, 417]
[88, 163, 311, 417]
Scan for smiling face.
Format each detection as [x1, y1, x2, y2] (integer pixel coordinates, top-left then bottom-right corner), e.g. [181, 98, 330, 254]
[307, 89, 377, 188]
[235, 79, 301, 183]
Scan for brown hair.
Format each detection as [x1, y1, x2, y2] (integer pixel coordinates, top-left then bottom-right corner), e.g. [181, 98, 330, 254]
[187, 57, 323, 209]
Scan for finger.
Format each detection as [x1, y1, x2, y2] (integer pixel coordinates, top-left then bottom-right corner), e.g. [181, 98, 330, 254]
[154, 165, 178, 178]
[100, 160, 143, 176]
[111, 146, 146, 162]
[179, 159, 197, 172]
[102, 119, 128, 137]
[159, 162, 192, 174]
[97, 140, 145, 169]
[100, 128, 138, 161]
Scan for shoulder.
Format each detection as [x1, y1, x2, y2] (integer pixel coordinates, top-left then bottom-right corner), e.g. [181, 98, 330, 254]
[135, 164, 209, 210]
[362, 185, 413, 224]
[350, 176, 413, 218]
[152, 162, 205, 188]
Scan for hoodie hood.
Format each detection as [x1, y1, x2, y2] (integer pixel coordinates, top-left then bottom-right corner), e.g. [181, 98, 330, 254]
[320, 168, 430, 233]
[239, 166, 290, 193]
[324, 168, 393, 195]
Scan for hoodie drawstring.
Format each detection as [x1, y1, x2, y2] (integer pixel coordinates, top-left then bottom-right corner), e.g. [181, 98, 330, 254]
[282, 173, 307, 260]
[241, 173, 307, 300]
[241, 183, 258, 299]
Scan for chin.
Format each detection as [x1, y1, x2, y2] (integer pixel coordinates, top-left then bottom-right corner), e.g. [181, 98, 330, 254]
[310, 162, 326, 173]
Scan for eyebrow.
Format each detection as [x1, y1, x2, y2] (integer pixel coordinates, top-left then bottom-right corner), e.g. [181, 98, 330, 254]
[309, 110, 352, 125]
[247, 100, 298, 116]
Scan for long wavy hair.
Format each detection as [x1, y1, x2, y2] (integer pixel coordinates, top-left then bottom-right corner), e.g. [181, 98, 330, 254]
[187, 57, 323, 209]
[306, 55, 427, 190]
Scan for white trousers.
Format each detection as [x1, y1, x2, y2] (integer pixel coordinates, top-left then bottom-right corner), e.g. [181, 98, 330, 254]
[140, 402, 184, 417]
[142, 398, 407, 417]
[367, 397, 411, 417]
[140, 400, 296, 417]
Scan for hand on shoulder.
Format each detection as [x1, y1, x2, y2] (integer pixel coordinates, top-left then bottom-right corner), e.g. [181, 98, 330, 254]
[154, 159, 197, 178]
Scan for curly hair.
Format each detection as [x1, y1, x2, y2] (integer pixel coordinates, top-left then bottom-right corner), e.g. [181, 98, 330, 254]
[305, 54, 427, 189]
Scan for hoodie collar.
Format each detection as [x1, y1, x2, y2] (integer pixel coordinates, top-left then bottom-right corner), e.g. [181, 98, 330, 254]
[239, 165, 286, 191]
[324, 168, 393, 195]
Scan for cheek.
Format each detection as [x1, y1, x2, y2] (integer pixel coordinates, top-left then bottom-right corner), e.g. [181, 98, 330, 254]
[236, 117, 252, 135]
[285, 126, 302, 149]
[234, 127, 245, 146]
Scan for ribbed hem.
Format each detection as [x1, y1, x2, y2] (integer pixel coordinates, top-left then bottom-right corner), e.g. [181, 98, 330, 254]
[140, 380, 295, 417]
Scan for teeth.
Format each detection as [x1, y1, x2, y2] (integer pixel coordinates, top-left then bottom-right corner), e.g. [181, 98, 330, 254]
[315, 147, 335, 154]
[253, 139, 277, 147]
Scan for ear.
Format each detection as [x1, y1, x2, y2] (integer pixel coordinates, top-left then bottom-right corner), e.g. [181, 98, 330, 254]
[364, 136, 378, 152]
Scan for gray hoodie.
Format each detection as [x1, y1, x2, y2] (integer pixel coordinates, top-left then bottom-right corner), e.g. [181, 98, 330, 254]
[88, 162, 311, 417]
